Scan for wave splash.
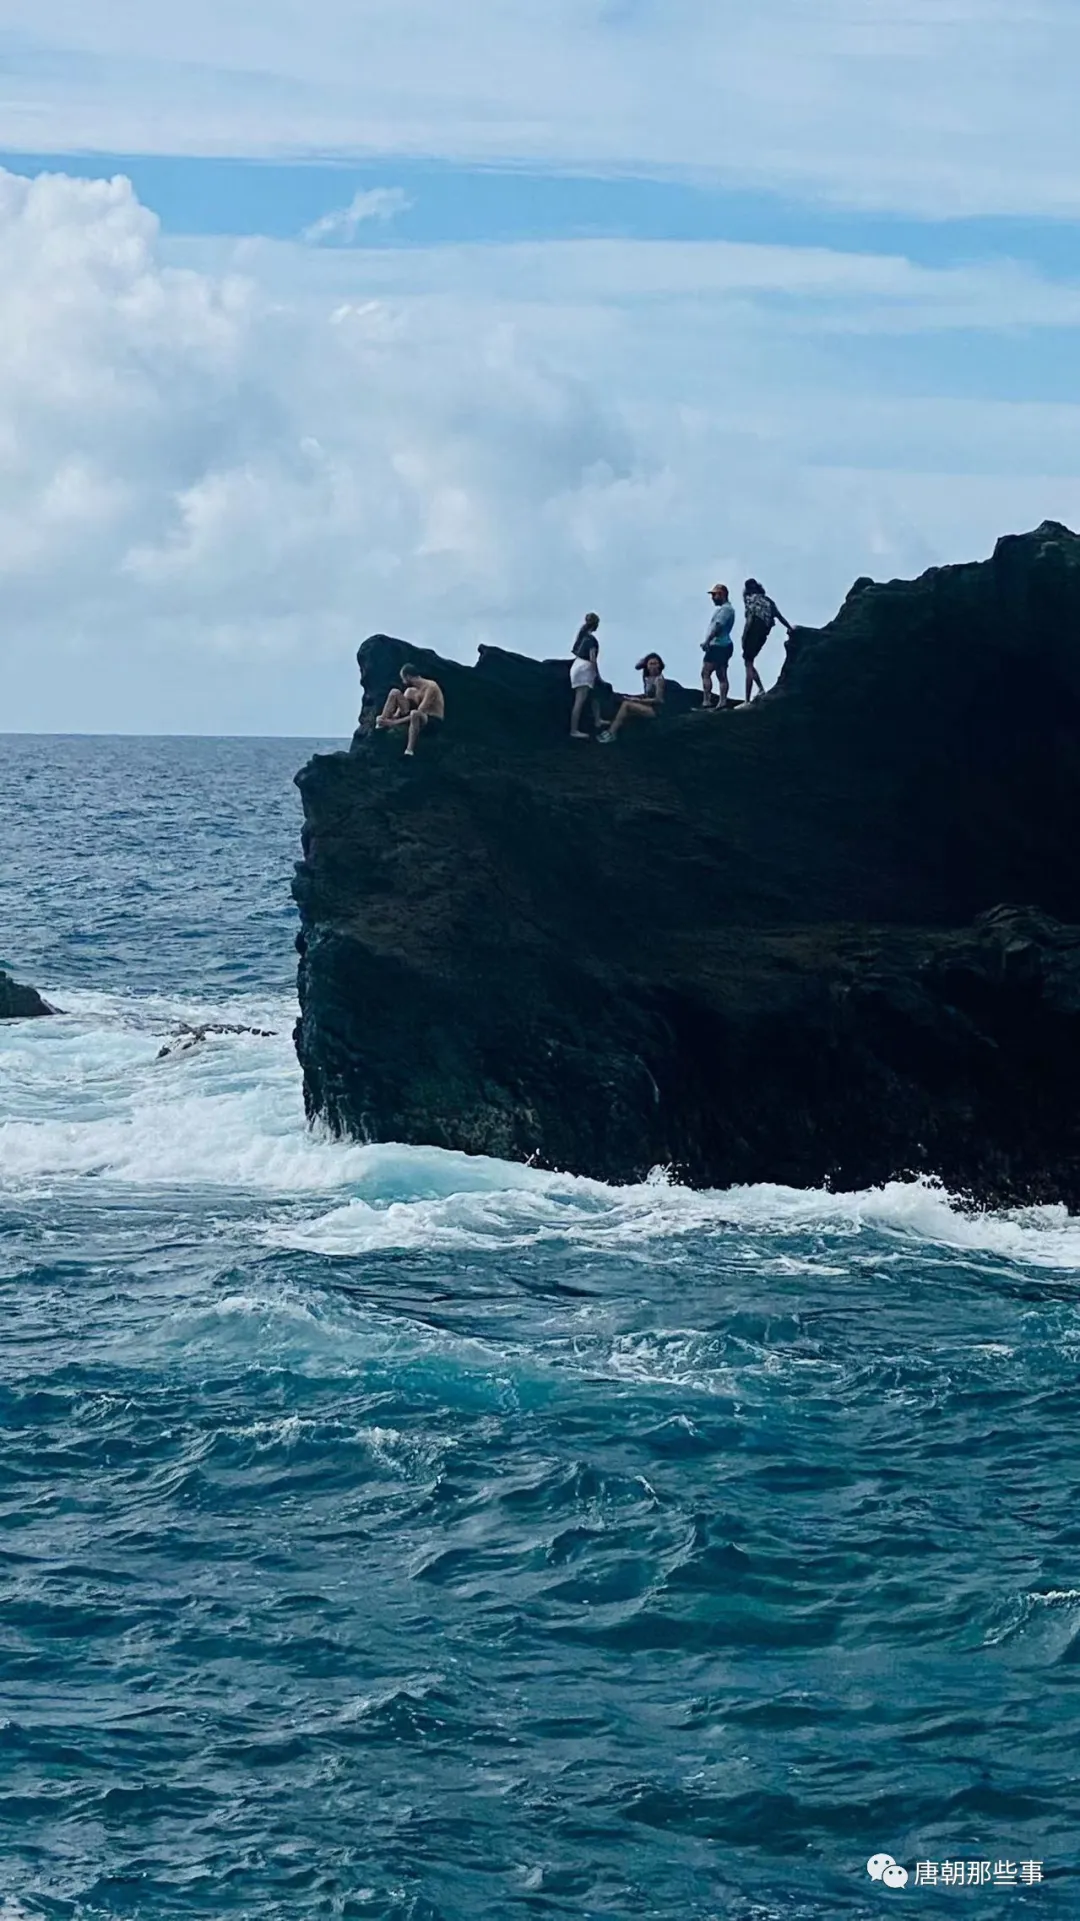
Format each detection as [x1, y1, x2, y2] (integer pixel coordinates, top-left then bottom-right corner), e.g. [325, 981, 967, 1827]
[3, 991, 1079, 1269]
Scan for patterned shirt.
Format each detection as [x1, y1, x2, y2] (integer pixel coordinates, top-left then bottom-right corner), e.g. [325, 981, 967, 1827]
[744, 592, 776, 631]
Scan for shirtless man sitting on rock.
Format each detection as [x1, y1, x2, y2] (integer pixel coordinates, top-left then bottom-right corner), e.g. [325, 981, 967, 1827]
[375, 665, 445, 757]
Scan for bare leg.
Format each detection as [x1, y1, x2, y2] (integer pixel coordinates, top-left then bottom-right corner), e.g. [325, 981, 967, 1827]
[570, 686, 589, 736]
[607, 699, 654, 739]
[701, 664, 714, 709]
[718, 664, 729, 707]
[376, 689, 409, 729]
[403, 710, 425, 757]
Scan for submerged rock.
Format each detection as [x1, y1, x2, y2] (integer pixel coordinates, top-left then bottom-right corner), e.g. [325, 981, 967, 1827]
[293, 522, 1080, 1204]
[155, 1021, 275, 1061]
[0, 969, 56, 1020]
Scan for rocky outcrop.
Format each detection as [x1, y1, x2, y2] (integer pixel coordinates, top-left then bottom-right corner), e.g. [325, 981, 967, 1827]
[0, 970, 55, 1020]
[155, 1021, 276, 1061]
[293, 522, 1080, 1203]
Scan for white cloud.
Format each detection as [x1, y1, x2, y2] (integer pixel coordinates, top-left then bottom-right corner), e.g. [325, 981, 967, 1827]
[218, 233, 1080, 335]
[302, 186, 411, 244]
[1, 166, 1078, 733]
[1, 1, 1079, 217]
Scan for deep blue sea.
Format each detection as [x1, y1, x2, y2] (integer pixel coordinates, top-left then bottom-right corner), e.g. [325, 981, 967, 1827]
[1, 735, 1078, 1920]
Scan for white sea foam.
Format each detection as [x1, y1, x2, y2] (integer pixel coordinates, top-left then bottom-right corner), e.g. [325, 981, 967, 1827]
[275, 1174, 1080, 1270]
[984, 1585, 1080, 1647]
[4, 994, 1080, 1272]
[0, 996, 373, 1193]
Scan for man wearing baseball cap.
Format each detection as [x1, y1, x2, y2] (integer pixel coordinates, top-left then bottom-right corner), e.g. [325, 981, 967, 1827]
[701, 583, 735, 709]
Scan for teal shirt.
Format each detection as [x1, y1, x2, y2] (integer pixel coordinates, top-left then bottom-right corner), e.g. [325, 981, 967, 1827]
[704, 603, 735, 648]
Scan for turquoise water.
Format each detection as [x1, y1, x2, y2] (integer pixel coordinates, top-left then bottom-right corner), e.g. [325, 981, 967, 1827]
[1, 735, 1078, 1919]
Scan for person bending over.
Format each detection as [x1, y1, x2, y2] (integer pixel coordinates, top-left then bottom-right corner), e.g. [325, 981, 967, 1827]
[569, 612, 602, 737]
[376, 665, 445, 756]
[598, 654, 666, 742]
[701, 583, 735, 709]
[741, 579, 793, 703]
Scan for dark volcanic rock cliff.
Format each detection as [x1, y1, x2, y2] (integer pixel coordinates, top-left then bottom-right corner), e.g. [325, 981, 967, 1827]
[294, 522, 1080, 1203]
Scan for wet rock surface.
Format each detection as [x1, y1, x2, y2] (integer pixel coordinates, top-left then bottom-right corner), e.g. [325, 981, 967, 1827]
[293, 522, 1080, 1202]
[0, 969, 56, 1019]
[155, 1021, 276, 1061]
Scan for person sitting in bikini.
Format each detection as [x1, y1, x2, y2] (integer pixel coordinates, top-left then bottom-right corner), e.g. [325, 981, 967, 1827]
[375, 665, 445, 757]
[598, 654, 666, 742]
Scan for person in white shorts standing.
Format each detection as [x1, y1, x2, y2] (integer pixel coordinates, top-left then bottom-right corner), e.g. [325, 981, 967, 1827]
[569, 613, 602, 738]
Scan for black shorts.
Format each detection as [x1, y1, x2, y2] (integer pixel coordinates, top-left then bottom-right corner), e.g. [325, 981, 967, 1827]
[742, 619, 770, 663]
[703, 641, 734, 670]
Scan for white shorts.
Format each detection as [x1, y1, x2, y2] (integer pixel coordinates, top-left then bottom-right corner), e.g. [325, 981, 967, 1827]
[570, 659, 598, 689]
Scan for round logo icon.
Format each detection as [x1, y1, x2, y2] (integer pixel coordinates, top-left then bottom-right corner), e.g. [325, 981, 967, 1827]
[867, 1853, 909, 1889]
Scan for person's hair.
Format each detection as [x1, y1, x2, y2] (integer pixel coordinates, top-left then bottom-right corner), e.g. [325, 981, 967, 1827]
[744, 578, 764, 597]
[636, 653, 665, 674]
[400, 663, 419, 681]
[584, 611, 599, 629]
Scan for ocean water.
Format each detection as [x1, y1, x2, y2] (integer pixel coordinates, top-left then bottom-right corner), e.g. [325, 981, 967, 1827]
[1, 734, 1078, 1920]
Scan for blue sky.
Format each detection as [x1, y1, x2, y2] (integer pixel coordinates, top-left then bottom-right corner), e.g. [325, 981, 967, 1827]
[7, 148, 1080, 274]
[1, 1, 1078, 733]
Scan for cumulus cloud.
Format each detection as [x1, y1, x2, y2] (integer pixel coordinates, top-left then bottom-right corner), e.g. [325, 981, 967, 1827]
[2, 1, 1080, 216]
[1, 166, 1078, 732]
[0, 167, 654, 725]
[302, 186, 411, 244]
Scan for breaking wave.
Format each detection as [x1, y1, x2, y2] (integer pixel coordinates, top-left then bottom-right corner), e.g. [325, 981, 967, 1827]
[4, 990, 1080, 1272]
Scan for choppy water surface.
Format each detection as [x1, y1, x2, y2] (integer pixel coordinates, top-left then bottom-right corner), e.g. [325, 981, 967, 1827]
[1, 735, 1078, 1919]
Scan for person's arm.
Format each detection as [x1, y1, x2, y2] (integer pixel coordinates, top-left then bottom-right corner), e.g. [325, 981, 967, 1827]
[772, 603, 794, 635]
[653, 675, 666, 703]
